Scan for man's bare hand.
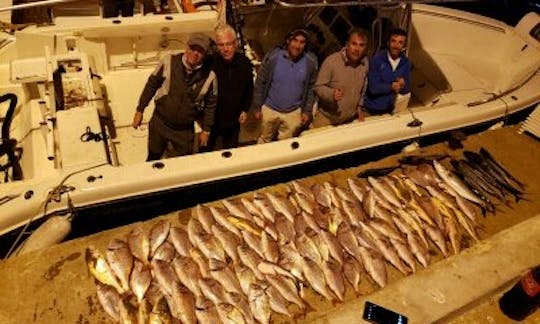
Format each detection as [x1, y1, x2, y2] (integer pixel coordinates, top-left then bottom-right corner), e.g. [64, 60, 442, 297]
[334, 88, 344, 101]
[391, 81, 402, 93]
[132, 111, 143, 129]
[199, 131, 210, 147]
[238, 111, 247, 124]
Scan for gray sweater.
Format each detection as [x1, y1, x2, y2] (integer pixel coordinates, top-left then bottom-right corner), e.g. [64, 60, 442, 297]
[314, 50, 369, 124]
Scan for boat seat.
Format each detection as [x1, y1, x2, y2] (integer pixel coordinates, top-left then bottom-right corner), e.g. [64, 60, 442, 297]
[56, 106, 109, 169]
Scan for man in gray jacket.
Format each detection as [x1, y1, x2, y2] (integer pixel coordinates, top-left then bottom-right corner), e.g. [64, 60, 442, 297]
[252, 28, 318, 142]
[132, 33, 216, 161]
[313, 29, 369, 127]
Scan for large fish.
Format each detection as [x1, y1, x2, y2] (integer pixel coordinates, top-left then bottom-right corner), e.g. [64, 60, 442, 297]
[478, 148, 525, 189]
[106, 239, 133, 293]
[127, 227, 150, 265]
[149, 220, 170, 257]
[433, 160, 484, 206]
[86, 247, 125, 294]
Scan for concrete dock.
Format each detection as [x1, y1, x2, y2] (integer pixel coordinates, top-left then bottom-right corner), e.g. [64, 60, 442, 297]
[0, 125, 539, 323]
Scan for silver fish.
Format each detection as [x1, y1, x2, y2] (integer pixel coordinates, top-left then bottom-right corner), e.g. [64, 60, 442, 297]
[106, 239, 133, 292]
[237, 245, 264, 280]
[172, 255, 202, 297]
[242, 231, 265, 259]
[322, 260, 346, 302]
[96, 281, 120, 322]
[194, 204, 215, 234]
[301, 256, 335, 301]
[127, 227, 150, 265]
[209, 258, 243, 294]
[190, 248, 210, 278]
[248, 284, 271, 324]
[130, 260, 152, 303]
[261, 231, 280, 263]
[358, 246, 387, 288]
[151, 258, 178, 296]
[266, 192, 297, 223]
[253, 193, 276, 223]
[168, 281, 196, 324]
[212, 224, 240, 263]
[152, 241, 176, 262]
[169, 226, 192, 257]
[265, 274, 305, 309]
[223, 198, 256, 223]
[195, 297, 221, 324]
[343, 254, 361, 294]
[149, 220, 170, 257]
[433, 160, 484, 206]
[210, 206, 242, 237]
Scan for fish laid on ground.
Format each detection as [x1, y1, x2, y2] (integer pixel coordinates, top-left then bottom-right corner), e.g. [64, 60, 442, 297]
[127, 227, 150, 265]
[169, 226, 192, 258]
[389, 238, 416, 273]
[152, 241, 175, 262]
[248, 283, 271, 324]
[368, 176, 402, 209]
[301, 256, 335, 302]
[258, 261, 296, 280]
[368, 219, 404, 243]
[130, 260, 152, 303]
[265, 274, 305, 309]
[295, 232, 322, 265]
[216, 303, 247, 324]
[253, 193, 277, 223]
[209, 258, 243, 294]
[192, 230, 227, 262]
[194, 204, 215, 234]
[187, 217, 207, 246]
[322, 260, 346, 302]
[343, 254, 361, 295]
[324, 182, 343, 209]
[358, 246, 387, 288]
[195, 297, 221, 324]
[226, 291, 256, 324]
[318, 229, 344, 265]
[265, 284, 292, 317]
[95, 281, 120, 322]
[237, 245, 264, 280]
[227, 216, 260, 236]
[433, 160, 484, 206]
[347, 177, 368, 202]
[424, 224, 449, 257]
[406, 231, 430, 267]
[190, 247, 210, 279]
[291, 180, 315, 201]
[223, 198, 256, 223]
[360, 223, 410, 275]
[278, 243, 304, 281]
[168, 281, 197, 324]
[199, 277, 229, 305]
[275, 214, 296, 245]
[149, 296, 173, 324]
[118, 296, 138, 324]
[312, 183, 332, 208]
[292, 191, 317, 215]
[242, 231, 265, 259]
[212, 224, 240, 263]
[241, 197, 266, 220]
[171, 255, 202, 297]
[151, 258, 178, 297]
[261, 231, 280, 263]
[137, 298, 151, 324]
[149, 220, 170, 257]
[266, 192, 297, 223]
[86, 247, 125, 294]
[342, 200, 366, 226]
[106, 239, 133, 293]
[336, 222, 361, 260]
[235, 264, 258, 296]
[210, 206, 242, 237]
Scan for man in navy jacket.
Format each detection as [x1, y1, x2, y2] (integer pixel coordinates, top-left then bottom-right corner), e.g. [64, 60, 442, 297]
[363, 28, 411, 115]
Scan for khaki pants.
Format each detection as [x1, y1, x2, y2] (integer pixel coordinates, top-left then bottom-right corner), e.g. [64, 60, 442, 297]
[257, 104, 302, 143]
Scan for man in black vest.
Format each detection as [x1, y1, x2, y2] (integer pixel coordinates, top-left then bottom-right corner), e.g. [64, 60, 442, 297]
[132, 33, 217, 161]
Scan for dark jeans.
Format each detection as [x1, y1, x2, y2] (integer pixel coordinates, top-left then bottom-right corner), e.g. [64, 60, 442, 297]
[103, 0, 135, 18]
[206, 125, 240, 151]
[147, 115, 194, 161]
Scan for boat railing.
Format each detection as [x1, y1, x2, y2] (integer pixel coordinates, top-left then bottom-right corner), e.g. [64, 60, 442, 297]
[273, 0, 480, 9]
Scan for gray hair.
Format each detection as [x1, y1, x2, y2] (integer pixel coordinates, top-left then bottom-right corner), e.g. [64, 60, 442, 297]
[215, 24, 237, 40]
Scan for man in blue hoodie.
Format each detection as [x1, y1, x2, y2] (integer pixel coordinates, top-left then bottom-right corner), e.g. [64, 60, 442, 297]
[363, 28, 411, 115]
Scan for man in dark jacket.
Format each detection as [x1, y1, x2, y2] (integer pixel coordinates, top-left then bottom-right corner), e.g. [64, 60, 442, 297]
[132, 33, 217, 161]
[251, 28, 318, 142]
[363, 28, 411, 115]
[207, 24, 253, 150]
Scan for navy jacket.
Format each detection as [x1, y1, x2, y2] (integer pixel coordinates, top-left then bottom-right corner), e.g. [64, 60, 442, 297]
[363, 50, 411, 113]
